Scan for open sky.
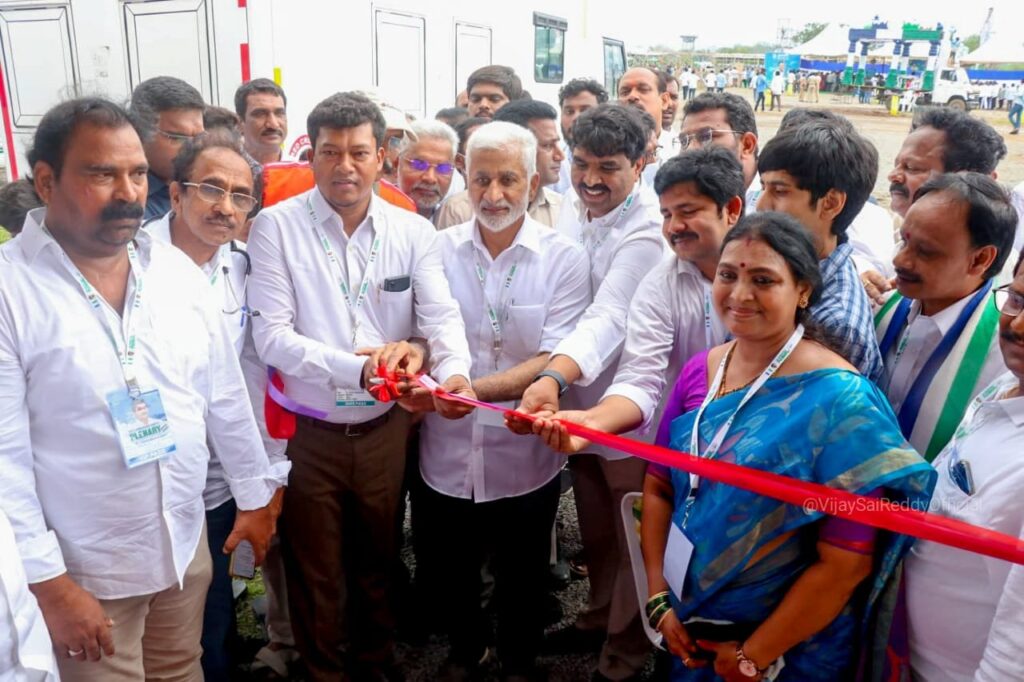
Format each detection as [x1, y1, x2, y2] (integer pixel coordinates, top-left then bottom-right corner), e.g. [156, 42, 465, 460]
[611, 2, 1023, 51]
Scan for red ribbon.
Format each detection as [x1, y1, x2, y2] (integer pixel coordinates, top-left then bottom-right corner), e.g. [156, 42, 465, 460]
[367, 363, 405, 402]
[407, 373, 1024, 566]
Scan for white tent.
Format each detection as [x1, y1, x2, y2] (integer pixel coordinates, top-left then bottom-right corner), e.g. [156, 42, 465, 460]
[963, 34, 1024, 64]
[789, 23, 852, 58]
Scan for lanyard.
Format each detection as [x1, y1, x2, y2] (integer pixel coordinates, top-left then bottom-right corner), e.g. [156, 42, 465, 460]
[307, 198, 381, 346]
[702, 284, 716, 349]
[64, 242, 145, 398]
[473, 247, 522, 368]
[578, 189, 636, 255]
[688, 324, 804, 492]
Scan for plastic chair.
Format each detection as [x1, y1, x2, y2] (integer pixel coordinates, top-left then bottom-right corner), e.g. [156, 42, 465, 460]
[620, 491, 664, 649]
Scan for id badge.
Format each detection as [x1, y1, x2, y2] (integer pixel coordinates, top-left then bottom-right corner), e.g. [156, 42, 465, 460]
[477, 400, 515, 428]
[106, 388, 176, 468]
[664, 522, 695, 600]
[335, 388, 376, 407]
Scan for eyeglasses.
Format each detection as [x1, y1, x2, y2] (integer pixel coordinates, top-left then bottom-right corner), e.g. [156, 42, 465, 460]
[182, 182, 258, 213]
[672, 128, 743, 150]
[405, 157, 455, 176]
[157, 129, 201, 144]
[994, 284, 1024, 317]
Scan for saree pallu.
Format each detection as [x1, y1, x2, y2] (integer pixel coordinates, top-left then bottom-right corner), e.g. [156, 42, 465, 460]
[666, 368, 936, 681]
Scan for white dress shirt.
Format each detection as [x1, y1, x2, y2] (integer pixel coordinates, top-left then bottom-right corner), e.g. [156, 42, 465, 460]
[906, 372, 1024, 682]
[146, 213, 273, 511]
[846, 201, 897, 277]
[145, 213, 250, 354]
[883, 292, 1006, 416]
[0, 209, 288, 599]
[0, 509, 57, 682]
[420, 217, 591, 501]
[554, 143, 573, 195]
[604, 256, 728, 431]
[246, 188, 471, 424]
[551, 184, 666, 460]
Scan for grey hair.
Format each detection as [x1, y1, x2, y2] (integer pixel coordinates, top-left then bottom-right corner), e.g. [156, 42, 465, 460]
[465, 121, 537, 178]
[398, 119, 458, 160]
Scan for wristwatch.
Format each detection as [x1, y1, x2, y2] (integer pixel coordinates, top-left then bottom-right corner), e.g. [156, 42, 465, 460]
[735, 645, 768, 678]
[532, 369, 570, 396]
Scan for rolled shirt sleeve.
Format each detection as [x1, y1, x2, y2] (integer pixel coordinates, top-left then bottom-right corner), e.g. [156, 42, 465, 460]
[551, 234, 665, 386]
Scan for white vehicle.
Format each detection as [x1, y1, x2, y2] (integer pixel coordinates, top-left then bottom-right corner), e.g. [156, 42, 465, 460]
[0, 0, 628, 178]
[918, 67, 978, 111]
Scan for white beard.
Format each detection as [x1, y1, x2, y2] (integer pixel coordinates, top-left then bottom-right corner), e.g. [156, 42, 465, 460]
[474, 193, 529, 233]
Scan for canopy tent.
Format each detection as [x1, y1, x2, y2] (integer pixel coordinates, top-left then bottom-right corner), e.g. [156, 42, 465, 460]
[963, 34, 1024, 64]
[788, 23, 851, 58]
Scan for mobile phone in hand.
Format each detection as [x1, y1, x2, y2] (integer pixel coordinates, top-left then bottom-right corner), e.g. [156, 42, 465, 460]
[229, 540, 256, 579]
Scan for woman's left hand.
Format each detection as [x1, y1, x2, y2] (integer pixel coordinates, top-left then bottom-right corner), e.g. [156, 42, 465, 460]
[695, 640, 762, 681]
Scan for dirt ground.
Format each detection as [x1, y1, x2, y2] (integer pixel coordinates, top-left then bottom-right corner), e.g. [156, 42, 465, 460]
[725, 87, 1024, 206]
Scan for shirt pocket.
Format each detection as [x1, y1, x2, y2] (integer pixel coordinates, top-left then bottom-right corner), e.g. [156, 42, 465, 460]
[372, 276, 414, 341]
[503, 303, 546, 360]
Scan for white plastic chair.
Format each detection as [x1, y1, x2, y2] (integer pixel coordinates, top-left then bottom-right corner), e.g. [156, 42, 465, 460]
[620, 491, 664, 649]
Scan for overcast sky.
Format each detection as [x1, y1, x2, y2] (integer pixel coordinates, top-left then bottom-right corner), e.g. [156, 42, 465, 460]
[610, 2, 1022, 51]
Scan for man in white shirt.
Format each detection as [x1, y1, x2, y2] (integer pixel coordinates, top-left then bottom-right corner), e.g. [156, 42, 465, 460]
[770, 71, 785, 111]
[532, 146, 742, 450]
[412, 121, 591, 681]
[515, 104, 664, 682]
[437, 100, 563, 229]
[617, 67, 674, 163]
[554, 79, 609, 195]
[0, 508, 58, 682]
[246, 91, 475, 681]
[0, 97, 287, 681]
[234, 78, 290, 166]
[395, 119, 459, 223]
[676, 92, 760, 211]
[865, 108, 1009, 302]
[875, 173, 1016, 461]
[906, 251, 1024, 681]
[144, 129, 287, 679]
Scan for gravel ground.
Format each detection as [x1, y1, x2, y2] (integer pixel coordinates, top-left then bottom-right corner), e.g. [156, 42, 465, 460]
[237, 486, 657, 681]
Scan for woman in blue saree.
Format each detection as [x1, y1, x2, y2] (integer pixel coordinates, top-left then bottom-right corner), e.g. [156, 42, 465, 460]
[641, 214, 935, 681]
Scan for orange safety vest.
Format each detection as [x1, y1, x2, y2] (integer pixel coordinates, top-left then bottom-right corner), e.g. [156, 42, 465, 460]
[261, 161, 417, 212]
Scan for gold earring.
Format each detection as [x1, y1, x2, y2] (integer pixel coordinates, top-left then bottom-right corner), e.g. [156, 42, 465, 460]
[799, 296, 809, 308]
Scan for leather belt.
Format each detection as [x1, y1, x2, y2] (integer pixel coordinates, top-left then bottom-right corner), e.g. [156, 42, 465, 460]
[296, 409, 391, 437]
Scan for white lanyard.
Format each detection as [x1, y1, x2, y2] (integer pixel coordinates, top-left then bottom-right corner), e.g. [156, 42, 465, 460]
[689, 324, 804, 491]
[473, 247, 522, 368]
[64, 241, 145, 398]
[702, 284, 715, 349]
[307, 198, 381, 346]
[578, 190, 636, 255]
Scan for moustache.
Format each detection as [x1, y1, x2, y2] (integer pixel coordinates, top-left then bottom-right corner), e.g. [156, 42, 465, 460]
[479, 200, 513, 211]
[669, 231, 697, 245]
[579, 183, 610, 194]
[100, 202, 145, 223]
[206, 215, 236, 229]
[261, 128, 283, 137]
[1002, 329, 1024, 345]
[890, 181, 909, 197]
[894, 267, 922, 283]
[412, 182, 441, 195]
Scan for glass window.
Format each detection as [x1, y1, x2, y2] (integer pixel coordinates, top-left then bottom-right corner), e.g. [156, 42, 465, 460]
[533, 13, 566, 84]
[603, 39, 626, 93]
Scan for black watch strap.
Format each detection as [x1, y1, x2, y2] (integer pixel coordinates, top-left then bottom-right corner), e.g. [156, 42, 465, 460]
[533, 369, 570, 396]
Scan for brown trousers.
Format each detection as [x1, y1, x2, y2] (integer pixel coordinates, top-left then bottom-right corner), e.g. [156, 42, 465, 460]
[571, 454, 651, 680]
[57, 526, 212, 682]
[280, 409, 411, 681]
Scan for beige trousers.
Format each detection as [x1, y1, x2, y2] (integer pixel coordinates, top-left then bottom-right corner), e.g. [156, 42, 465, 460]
[57, 527, 212, 682]
[571, 454, 651, 680]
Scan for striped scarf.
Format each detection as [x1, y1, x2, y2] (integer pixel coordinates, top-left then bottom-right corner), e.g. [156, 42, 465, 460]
[874, 288, 1000, 461]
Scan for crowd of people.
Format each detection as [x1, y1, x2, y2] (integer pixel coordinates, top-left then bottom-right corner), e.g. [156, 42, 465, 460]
[0, 59, 1022, 682]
